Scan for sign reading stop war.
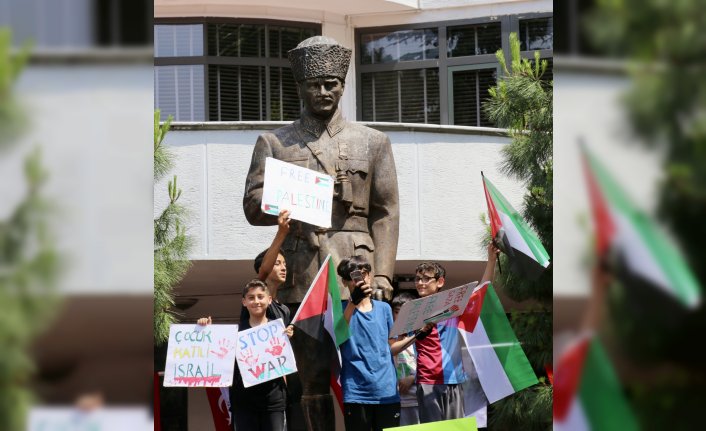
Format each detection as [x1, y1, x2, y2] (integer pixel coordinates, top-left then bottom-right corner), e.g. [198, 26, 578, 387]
[163, 324, 239, 387]
[261, 157, 334, 228]
[236, 319, 297, 388]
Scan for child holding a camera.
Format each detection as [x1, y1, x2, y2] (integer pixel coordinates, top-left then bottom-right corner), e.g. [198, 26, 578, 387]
[336, 255, 428, 431]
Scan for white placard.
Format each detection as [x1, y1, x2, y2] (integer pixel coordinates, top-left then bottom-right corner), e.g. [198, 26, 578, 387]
[261, 157, 334, 228]
[27, 407, 152, 431]
[389, 282, 477, 337]
[163, 324, 239, 387]
[236, 319, 297, 388]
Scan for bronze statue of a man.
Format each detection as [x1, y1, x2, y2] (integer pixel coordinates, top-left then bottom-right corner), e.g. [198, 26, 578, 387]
[242, 36, 400, 430]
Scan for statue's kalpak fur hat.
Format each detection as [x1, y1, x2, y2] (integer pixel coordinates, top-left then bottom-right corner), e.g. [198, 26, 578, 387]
[287, 36, 352, 82]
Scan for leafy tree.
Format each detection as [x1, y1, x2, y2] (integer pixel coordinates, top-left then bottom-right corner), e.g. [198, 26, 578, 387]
[482, 32, 553, 430]
[586, 1, 706, 428]
[0, 30, 61, 431]
[0, 28, 32, 147]
[153, 110, 191, 345]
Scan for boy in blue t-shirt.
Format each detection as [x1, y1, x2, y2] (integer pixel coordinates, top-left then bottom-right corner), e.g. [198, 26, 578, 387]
[337, 255, 400, 431]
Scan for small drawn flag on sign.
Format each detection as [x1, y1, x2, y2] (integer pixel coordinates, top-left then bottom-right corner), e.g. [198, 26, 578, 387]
[263, 204, 279, 215]
[315, 176, 331, 187]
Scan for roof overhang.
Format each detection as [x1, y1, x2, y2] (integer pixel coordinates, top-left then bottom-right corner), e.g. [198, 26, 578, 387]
[155, 0, 420, 18]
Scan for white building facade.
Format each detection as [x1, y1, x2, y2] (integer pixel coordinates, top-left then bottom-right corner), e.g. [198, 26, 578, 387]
[154, 1, 552, 429]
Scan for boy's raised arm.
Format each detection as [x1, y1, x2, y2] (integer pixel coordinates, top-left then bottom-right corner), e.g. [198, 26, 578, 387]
[481, 241, 501, 284]
[257, 209, 291, 281]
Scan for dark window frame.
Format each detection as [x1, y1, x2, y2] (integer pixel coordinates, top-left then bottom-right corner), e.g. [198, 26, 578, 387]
[355, 13, 552, 127]
[154, 18, 320, 121]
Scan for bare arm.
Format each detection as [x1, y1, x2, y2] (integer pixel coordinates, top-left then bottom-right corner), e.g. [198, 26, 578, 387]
[389, 334, 416, 356]
[257, 209, 291, 281]
[481, 241, 501, 284]
[581, 261, 611, 332]
[389, 323, 433, 356]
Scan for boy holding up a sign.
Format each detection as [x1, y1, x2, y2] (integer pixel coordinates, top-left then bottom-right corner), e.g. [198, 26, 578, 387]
[199, 279, 292, 431]
[412, 242, 500, 423]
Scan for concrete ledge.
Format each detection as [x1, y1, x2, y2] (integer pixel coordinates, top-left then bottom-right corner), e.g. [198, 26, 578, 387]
[169, 121, 510, 136]
[28, 47, 153, 65]
[554, 55, 631, 76]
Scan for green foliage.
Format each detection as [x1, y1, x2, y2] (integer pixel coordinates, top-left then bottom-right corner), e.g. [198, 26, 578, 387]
[509, 310, 553, 371]
[0, 28, 33, 148]
[489, 384, 553, 431]
[0, 148, 61, 431]
[482, 32, 553, 428]
[586, 0, 706, 422]
[154, 109, 174, 182]
[154, 111, 191, 345]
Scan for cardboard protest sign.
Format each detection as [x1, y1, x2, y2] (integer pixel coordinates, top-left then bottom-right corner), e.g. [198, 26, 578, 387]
[163, 324, 239, 387]
[389, 282, 477, 337]
[383, 417, 477, 431]
[236, 318, 297, 388]
[261, 157, 334, 228]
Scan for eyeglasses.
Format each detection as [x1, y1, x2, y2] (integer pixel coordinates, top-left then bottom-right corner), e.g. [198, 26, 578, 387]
[414, 276, 437, 284]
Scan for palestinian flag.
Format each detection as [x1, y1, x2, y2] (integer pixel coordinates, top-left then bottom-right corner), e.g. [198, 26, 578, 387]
[482, 173, 550, 280]
[291, 255, 350, 347]
[459, 283, 538, 404]
[554, 334, 639, 431]
[581, 146, 701, 309]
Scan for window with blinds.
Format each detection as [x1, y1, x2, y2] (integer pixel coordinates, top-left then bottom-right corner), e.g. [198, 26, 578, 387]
[357, 15, 551, 127]
[447, 22, 501, 57]
[154, 65, 205, 122]
[361, 28, 439, 64]
[153, 20, 318, 122]
[360, 69, 439, 123]
[0, 0, 150, 48]
[519, 18, 553, 51]
[451, 68, 496, 127]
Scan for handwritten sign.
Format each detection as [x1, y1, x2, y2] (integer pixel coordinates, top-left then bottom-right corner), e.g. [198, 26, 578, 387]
[261, 157, 334, 228]
[389, 283, 478, 337]
[236, 319, 297, 388]
[28, 407, 152, 431]
[163, 324, 239, 387]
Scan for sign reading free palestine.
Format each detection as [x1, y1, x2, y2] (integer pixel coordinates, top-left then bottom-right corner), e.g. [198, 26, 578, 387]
[261, 157, 334, 228]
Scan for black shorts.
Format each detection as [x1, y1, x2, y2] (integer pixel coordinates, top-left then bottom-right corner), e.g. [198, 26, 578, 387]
[343, 402, 400, 431]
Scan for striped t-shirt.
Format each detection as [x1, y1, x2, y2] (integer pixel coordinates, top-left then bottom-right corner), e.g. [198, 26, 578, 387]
[415, 318, 467, 385]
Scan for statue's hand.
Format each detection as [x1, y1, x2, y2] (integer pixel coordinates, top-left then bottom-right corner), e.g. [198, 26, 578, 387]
[371, 276, 394, 301]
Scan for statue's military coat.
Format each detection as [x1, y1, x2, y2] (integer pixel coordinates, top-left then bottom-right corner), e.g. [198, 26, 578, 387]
[243, 109, 400, 302]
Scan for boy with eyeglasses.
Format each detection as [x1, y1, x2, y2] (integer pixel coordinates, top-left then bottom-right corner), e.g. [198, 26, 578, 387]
[411, 243, 500, 423]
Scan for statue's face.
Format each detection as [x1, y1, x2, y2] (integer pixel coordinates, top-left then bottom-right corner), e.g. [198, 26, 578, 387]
[298, 76, 344, 119]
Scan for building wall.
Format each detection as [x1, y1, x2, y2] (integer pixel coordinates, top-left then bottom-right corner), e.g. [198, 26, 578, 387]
[155, 125, 522, 263]
[554, 62, 663, 297]
[10, 63, 154, 295]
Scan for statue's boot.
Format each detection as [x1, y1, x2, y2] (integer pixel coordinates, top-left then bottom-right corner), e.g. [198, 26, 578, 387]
[301, 394, 335, 431]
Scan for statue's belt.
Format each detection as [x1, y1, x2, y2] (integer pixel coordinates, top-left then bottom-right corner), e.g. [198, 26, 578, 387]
[291, 215, 370, 247]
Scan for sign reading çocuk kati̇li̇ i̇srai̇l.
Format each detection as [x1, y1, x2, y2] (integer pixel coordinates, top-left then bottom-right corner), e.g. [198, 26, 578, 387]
[261, 157, 334, 228]
[163, 324, 239, 387]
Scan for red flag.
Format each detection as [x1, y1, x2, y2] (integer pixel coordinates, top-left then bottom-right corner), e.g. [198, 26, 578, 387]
[154, 372, 161, 431]
[291, 255, 350, 346]
[205, 387, 232, 431]
[456, 282, 489, 332]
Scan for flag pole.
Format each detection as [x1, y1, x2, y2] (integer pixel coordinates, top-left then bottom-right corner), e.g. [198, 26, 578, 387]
[482, 171, 502, 274]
